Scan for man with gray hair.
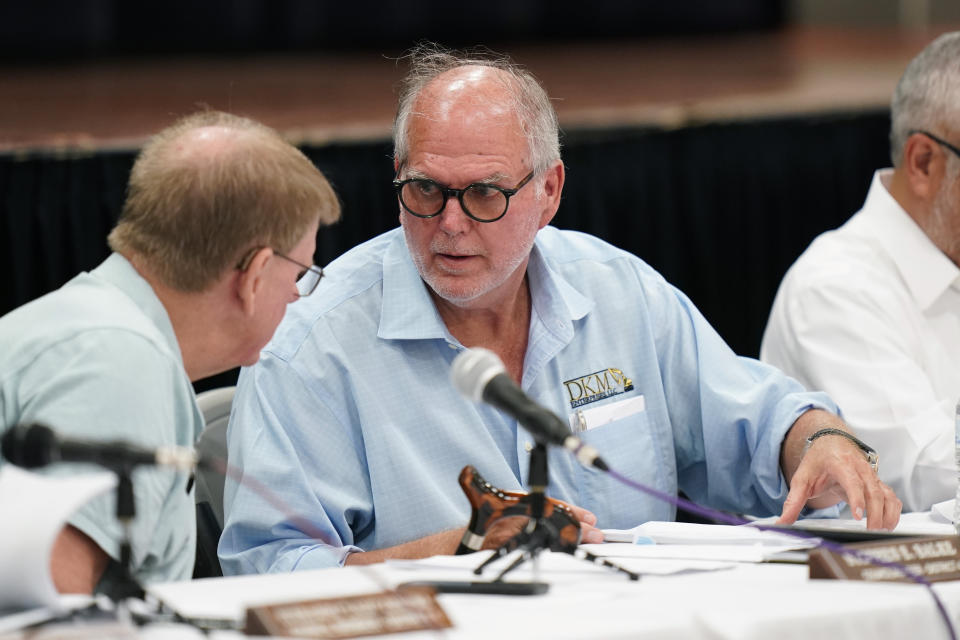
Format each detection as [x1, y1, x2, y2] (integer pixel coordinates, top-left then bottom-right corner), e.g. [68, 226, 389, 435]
[762, 32, 960, 512]
[0, 110, 340, 593]
[221, 45, 900, 575]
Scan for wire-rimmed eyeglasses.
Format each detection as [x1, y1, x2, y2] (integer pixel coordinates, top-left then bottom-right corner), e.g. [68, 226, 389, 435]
[392, 169, 535, 223]
[237, 247, 324, 297]
[909, 129, 960, 160]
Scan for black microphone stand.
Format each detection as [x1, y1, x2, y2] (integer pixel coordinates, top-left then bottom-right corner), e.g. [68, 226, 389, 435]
[110, 463, 146, 601]
[472, 440, 641, 584]
[472, 441, 553, 583]
[28, 465, 149, 631]
[472, 441, 640, 584]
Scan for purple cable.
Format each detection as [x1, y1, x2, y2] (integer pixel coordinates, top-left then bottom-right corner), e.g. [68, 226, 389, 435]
[603, 467, 956, 640]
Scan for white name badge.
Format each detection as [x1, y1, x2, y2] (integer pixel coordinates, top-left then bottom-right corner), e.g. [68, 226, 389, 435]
[569, 395, 646, 432]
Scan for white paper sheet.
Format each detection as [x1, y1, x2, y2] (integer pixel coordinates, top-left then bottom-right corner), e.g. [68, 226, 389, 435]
[751, 510, 956, 538]
[930, 499, 954, 524]
[583, 541, 806, 563]
[386, 545, 740, 578]
[602, 521, 820, 549]
[0, 466, 116, 611]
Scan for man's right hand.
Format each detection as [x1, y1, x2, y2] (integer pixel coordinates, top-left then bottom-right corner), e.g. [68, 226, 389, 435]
[344, 501, 604, 566]
[481, 502, 604, 550]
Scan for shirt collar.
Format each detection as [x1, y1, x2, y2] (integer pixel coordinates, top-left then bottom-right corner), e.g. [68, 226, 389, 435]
[526, 239, 594, 327]
[377, 229, 594, 341]
[378, 232, 451, 341]
[866, 169, 960, 310]
[91, 253, 186, 365]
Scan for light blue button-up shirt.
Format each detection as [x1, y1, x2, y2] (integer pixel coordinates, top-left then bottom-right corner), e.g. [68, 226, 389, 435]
[0, 253, 203, 586]
[220, 227, 834, 574]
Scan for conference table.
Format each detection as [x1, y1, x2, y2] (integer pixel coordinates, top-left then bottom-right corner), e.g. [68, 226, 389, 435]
[144, 514, 960, 640]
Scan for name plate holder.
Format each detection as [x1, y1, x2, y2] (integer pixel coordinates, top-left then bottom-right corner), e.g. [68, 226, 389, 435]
[809, 535, 960, 583]
[244, 586, 452, 638]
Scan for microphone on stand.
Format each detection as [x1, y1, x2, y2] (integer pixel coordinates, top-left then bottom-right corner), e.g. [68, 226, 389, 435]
[1, 423, 200, 472]
[0, 422, 202, 602]
[451, 347, 608, 471]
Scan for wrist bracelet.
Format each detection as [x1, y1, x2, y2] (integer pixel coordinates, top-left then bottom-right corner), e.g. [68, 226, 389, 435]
[804, 427, 879, 472]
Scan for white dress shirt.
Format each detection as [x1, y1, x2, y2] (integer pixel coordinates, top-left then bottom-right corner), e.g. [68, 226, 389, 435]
[762, 169, 960, 512]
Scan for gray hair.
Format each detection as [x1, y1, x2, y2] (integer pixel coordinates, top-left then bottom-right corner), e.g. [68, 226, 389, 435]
[393, 43, 561, 176]
[890, 32, 960, 166]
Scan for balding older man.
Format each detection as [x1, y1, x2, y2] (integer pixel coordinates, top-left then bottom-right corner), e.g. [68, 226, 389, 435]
[222, 46, 900, 576]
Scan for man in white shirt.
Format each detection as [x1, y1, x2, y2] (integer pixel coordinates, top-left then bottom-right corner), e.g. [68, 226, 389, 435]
[762, 32, 960, 512]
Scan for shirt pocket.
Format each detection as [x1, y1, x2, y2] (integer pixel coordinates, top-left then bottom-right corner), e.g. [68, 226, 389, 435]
[569, 395, 646, 434]
[571, 400, 673, 527]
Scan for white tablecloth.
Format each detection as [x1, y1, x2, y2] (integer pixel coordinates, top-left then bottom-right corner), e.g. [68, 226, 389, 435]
[148, 542, 960, 640]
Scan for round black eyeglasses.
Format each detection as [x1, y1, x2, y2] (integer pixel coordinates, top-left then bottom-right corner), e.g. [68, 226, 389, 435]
[393, 170, 535, 223]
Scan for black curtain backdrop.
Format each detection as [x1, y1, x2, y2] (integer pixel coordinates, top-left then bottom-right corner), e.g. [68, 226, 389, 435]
[0, 110, 891, 392]
[0, 1, 783, 61]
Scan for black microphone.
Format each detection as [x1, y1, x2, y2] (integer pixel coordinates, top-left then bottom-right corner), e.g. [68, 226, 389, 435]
[451, 348, 608, 471]
[1, 423, 199, 472]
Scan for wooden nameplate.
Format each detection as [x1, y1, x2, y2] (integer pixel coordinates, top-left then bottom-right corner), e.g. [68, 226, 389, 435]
[244, 587, 452, 638]
[809, 535, 960, 583]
